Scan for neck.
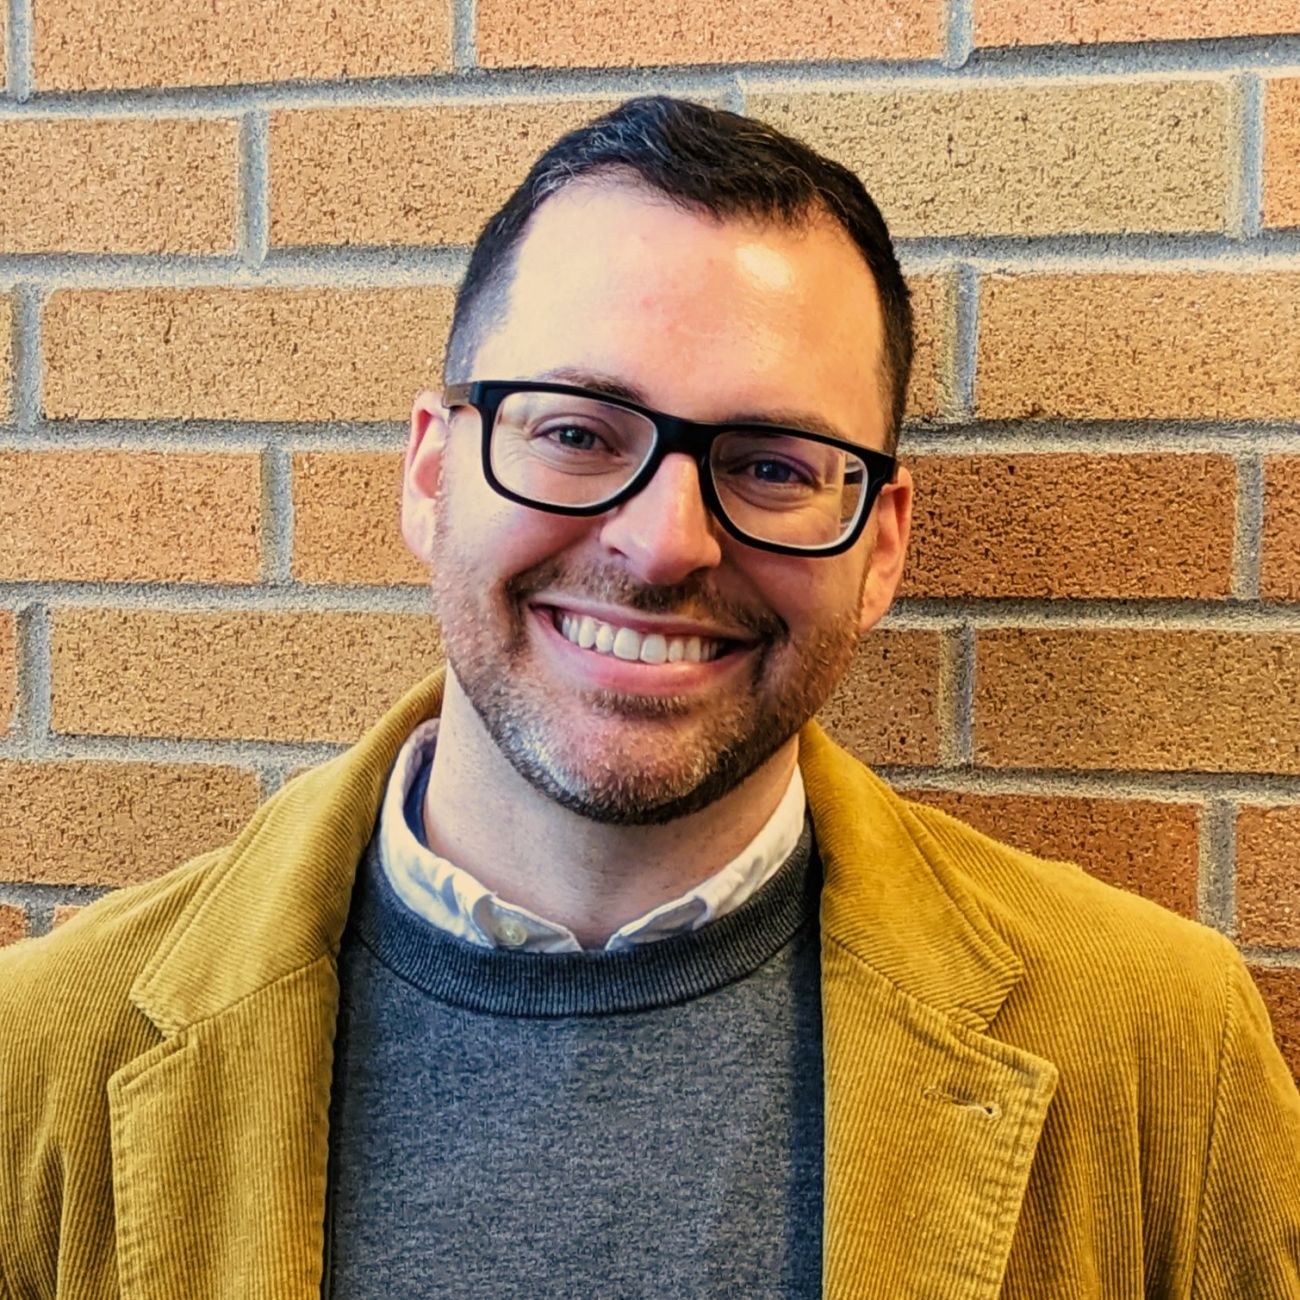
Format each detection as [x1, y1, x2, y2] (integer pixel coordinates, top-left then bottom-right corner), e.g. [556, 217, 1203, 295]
[421, 672, 800, 948]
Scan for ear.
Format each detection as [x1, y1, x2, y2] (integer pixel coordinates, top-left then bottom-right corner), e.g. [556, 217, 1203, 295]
[402, 388, 452, 565]
[857, 463, 913, 635]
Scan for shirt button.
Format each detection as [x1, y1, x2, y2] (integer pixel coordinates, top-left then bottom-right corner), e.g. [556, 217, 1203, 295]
[496, 916, 528, 948]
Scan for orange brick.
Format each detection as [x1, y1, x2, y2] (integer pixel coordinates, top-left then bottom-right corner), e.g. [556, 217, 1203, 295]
[1264, 79, 1300, 229]
[976, 0, 1300, 47]
[0, 904, 26, 947]
[977, 273, 1300, 421]
[0, 610, 13, 736]
[1262, 457, 1300, 602]
[43, 288, 455, 423]
[33, 0, 452, 91]
[0, 294, 12, 422]
[1236, 805, 1300, 946]
[905, 275, 946, 421]
[1249, 966, 1300, 1084]
[51, 905, 83, 929]
[0, 760, 259, 887]
[0, 118, 237, 254]
[974, 630, 1300, 775]
[292, 452, 423, 587]
[903, 454, 1235, 599]
[902, 789, 1200, 918]
[269, 100, 625, 250]
[0, 451, 261, 584]
[479, 0, 943, 67]
[751, 82, 1229, 239]
[50, 609, 443, 744]
[816, 630, 942, 766]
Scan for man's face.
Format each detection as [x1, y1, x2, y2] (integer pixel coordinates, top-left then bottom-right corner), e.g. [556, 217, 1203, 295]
[404, 180, 911, 825]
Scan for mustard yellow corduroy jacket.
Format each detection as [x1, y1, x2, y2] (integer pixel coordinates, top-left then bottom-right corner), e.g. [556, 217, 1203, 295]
[2, 669, 1299, 1299]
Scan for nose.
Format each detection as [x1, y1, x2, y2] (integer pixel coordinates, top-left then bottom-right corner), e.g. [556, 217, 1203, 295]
[597, 452, 724, 585]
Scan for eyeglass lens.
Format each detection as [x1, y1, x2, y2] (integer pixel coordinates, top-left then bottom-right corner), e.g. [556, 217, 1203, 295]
[488, 389, 868, 549]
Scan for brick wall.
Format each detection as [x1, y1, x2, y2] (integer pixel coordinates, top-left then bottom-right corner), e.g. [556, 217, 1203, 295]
[1, 1, 1298, 1078]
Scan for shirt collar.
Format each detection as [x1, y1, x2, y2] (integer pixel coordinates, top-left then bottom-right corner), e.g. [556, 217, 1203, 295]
[378, 718, 807, 953]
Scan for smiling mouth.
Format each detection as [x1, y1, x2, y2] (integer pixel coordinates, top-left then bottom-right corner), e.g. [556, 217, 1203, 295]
[544, 607, 740, 664]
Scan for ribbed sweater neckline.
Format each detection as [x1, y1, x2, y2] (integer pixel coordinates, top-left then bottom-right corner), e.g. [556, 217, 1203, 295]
[346, 817, 820, 1019]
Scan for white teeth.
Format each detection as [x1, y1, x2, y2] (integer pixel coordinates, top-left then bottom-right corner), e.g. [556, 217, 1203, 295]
[639, 633, 668, 664]
[554, 610, 725, 663]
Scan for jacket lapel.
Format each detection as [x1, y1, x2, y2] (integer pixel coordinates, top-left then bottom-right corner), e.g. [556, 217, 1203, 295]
[801, 722, 1059, 1299]
[106, 671, 446, 1298]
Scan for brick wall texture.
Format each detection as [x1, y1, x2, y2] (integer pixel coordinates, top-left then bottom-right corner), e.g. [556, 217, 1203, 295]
[1, 2, 1297, 1076]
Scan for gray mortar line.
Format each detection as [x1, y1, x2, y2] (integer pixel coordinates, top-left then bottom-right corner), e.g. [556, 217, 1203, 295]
[1199, 798, 1237, 934]
[897, 423, 1300, 456]
[950, 263, 978, 420]
[14, 601, 50, 751]
[260, 444, 295, 583]
[883, 598, 1300, 630]
[871, 765, 1300, 803]
[12, 284, 40, 431]
[0, 580, 431, 612]
[1237, 948, 1300, 968]
[451, 0, 478, 71]
[0, 729, 350, 767]
[1232, 454, 1265, 601]
[4, 0, 31, 101]
[1228, 72, 1264, 242]
[0, 420, 408, 451]
[936, 623, 974, 765]
[238, 109, 270, 269]
[944, 0, 974, 70]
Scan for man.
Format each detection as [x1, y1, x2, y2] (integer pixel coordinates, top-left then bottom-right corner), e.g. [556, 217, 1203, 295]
[1, 96, 1298, 1299]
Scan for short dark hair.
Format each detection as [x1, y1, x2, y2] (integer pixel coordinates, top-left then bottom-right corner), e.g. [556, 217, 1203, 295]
[444, 95, 913, 449]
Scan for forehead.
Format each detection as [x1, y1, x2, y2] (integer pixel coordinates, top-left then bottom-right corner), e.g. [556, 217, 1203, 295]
[469, 181, 889, 446]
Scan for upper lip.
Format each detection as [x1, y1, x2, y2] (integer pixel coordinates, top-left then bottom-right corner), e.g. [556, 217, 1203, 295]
[533, 599, 754, 643]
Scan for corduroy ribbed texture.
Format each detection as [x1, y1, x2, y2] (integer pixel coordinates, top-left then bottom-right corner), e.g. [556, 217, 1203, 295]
[1, 670, 1298, 1297]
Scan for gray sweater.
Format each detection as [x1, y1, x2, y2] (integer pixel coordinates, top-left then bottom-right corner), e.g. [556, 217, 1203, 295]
[324, 797, 824, 1298]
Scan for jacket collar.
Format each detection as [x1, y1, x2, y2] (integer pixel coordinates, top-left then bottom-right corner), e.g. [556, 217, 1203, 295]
[113, 668, 1056, 1299]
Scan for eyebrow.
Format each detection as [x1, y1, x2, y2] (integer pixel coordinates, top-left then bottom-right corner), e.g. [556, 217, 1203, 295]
[532, 366, 857, 444]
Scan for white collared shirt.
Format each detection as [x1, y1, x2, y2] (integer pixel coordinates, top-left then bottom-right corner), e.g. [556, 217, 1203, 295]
[378, 719, 807, 953]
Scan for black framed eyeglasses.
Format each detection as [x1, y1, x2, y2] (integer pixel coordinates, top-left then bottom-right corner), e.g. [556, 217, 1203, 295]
[441, 380, 897, 558]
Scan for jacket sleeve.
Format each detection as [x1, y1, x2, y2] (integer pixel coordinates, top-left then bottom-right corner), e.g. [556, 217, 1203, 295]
[1191, 955, 1300, 1298]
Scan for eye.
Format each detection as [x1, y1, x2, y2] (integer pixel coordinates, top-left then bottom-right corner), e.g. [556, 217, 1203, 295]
[535, 421, 608, 453]
[746, 458, 808, 485]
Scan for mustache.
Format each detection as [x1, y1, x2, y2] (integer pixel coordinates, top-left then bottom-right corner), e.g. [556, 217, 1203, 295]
[505, 558, 785, 642]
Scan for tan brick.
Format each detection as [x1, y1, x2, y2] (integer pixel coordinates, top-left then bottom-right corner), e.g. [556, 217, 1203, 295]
[33, 0, 452, 91]
[904, 275, 946, 421]
[977, 273, 1300, 421]
[50, 609, 443, 743]
[51, 905, 83, 929]
[0, 611, 13, 736]
[292, 452, 423, 587]
[902, 789, 1200, 918]
[0, 118, 237, 254]
[816, 630, 941, 766]
[752, 82, 1228, 240]
[0, 451, 260, 584]
[0, 294, 12, 423]
[0, 761, 259, 887]
[976, 0, 1300, 47]
[269, 100, 626, 250]
[43, 288, 455, 423]
[1236, 805, 1300, 947]
[0, 904, 26, 947]
[1264, 79, 1300, 229]
[1262, 458, 1300, 603]
[479, 0, 943, 67]
[974, 630, 1300, 775]
[1249, 966, 1300, 1084]
[903, 454, 1235, 599]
